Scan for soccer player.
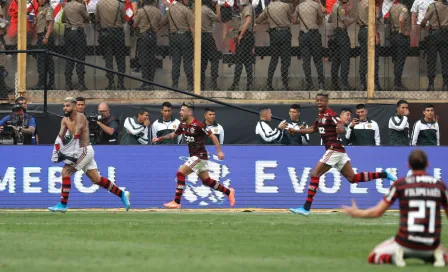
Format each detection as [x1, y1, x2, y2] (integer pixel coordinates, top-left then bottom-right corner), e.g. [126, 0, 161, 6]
[289, 93, 396, 216]
[48, 97, 131, 213]
[152, 102, 235, 209]
[343, 150, 448, 267]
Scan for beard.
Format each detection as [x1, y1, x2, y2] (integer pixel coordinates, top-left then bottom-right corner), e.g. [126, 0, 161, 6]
[64, 110, 73, 117]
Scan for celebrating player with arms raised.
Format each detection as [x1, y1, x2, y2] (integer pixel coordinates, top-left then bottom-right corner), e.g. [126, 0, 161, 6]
[289, 93, 396, 216]
[48, 97, 131, 213]
[153, 102, 235, 209]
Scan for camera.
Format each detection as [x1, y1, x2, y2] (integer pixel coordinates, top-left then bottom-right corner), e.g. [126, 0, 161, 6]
[87, 112, 102, 144]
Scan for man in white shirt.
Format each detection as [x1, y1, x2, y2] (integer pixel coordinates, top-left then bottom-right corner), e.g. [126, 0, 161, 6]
[204, 107, 224, 145]
[255, 107, 287, 144]
[411, 104, 440, 146]
[411, 0, 434, 25]
[346, 104, 381, 146]
[151, 102, 181, 144]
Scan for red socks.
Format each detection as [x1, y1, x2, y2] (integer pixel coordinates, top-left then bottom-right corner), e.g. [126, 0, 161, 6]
[304, 176, 320, 210]
[202, 177, 230, 196]
[98, 177, 123, 197]
[174, 172, 186, 204]
[60, 176, 71, 205]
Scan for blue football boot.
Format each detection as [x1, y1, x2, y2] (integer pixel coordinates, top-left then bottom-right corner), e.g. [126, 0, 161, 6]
[48, 203, 68, 213]
[385, 170, 397, 181]
[289, 206, 310, 216]
[121, 190, 131, 211]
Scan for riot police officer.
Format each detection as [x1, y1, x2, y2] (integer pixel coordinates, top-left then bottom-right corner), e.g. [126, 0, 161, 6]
[133, 0, 162, 90]
[256, 0, 293, 91]
[357, 0, 382, 91]
[389, 1, 411, 91]
[0, 0, 13, 98]
[160, 0, 195, 91]
[228, 0, 255, 91]
[328, 0, 354, 90]
[201, 0, 221, 90]
[96, 0, 126, 90]
[421, 0, 448, 91]
[62, 0, 90, 91]
[32, 0, 55, 90]
[292, 0, 326, 90]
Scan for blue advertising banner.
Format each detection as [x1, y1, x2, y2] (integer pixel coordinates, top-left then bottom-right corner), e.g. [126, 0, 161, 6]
[0, 146, 445, 209]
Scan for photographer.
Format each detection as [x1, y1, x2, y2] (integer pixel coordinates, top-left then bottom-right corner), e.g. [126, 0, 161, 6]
[0, 103, 36, 145]
[90, 102, 119, 145]
[120, 108, 150, 145]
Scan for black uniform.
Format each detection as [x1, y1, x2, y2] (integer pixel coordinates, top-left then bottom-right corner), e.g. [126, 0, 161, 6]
[256, 0, 293, 90]
[96, 0, 127, 90]
[201, 3, 220, 90]
[134, 3, 162, 90]
[422, 2, 448, 91]
[229, 3, 255, 91]
[161, 1, 195, 91]
[328, 2, 354, 90]
[389, 3, 410, 91]
[293, 0, 325, 90]
[34, 4, 55, 90]
[62, 0, 90, 90]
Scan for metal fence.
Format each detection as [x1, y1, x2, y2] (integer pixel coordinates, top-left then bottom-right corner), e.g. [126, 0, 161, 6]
[2, 0, 448, 103]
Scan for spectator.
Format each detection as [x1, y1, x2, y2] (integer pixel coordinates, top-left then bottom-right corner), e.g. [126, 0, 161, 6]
[96, 102, 119, 145]
[151, 101, 181, 144]
[0, 103, 36, 145]
[338, 107, 352, 146]
[388, 99, 410, 145]
[411, 0, 434, 25]
[76, 97, 86, 114]
[255, 107, 287, 144]
[282, 104, 309, 145]
[120, 108, 150, 145]
[346, 104, 381, 146]
[204, 107, 224, 145]
[411, 104, 439, 146]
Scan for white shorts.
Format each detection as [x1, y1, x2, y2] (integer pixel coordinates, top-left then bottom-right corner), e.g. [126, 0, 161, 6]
[184, 156, 209, 174]
[319, 150, 350, 171]
[72, 145, 98, 172]
[371, 238, 443, 263]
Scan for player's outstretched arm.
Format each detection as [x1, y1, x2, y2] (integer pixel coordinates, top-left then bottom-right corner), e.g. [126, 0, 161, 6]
[153, 132, 176, 143]
[342, 199, 390, 218]
[209, 133, 224, 160]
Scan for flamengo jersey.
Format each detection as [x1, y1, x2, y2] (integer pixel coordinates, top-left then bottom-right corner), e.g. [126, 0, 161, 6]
[384, 173, 448, 250]
[314, 108, 345, 153]
[175, 118, 212, 160]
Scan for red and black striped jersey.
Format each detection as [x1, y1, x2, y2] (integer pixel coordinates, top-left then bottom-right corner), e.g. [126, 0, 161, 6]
[384, 172, 448, 250]
[313, 108, 345, 153]
[175, 118, 212, 160]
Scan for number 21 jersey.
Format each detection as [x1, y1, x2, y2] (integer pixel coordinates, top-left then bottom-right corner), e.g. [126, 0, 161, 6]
[384, 172, 448, 250]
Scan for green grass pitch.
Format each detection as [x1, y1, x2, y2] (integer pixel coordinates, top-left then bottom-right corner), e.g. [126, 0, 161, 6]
[0, 211, 445, 272]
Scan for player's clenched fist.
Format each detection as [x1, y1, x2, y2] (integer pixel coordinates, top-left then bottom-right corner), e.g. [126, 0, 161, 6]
[152, 137, 161, 143]
[217, 151, 225, 160]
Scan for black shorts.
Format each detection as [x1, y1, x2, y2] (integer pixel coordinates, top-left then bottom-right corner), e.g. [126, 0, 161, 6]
[221, 6, 233, 23]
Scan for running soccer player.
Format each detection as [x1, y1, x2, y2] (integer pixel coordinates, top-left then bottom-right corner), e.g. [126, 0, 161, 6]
[289, 93, 396, 216]
[343, 150, 448, 267]
[48, 97, 131, 213]
[153, 102, 236, 209]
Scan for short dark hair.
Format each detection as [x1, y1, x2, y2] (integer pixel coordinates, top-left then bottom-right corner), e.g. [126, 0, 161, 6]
[162, 101, 172, 109]
[424, 104, 434, 110]
[340, 108, 352, 114]
[15, 96, 26, 104]
[397, 100, 408, 108]
[259, 106, 270, 113]
[204, 107, 215, 113]
[136, 108, 149, 118]
[290, 104, 301, 111]
[408, 150, 428, 171]
[356, 104, 366, 110]
[316, 93, 329, 99]
[76, 97, 85, 103]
